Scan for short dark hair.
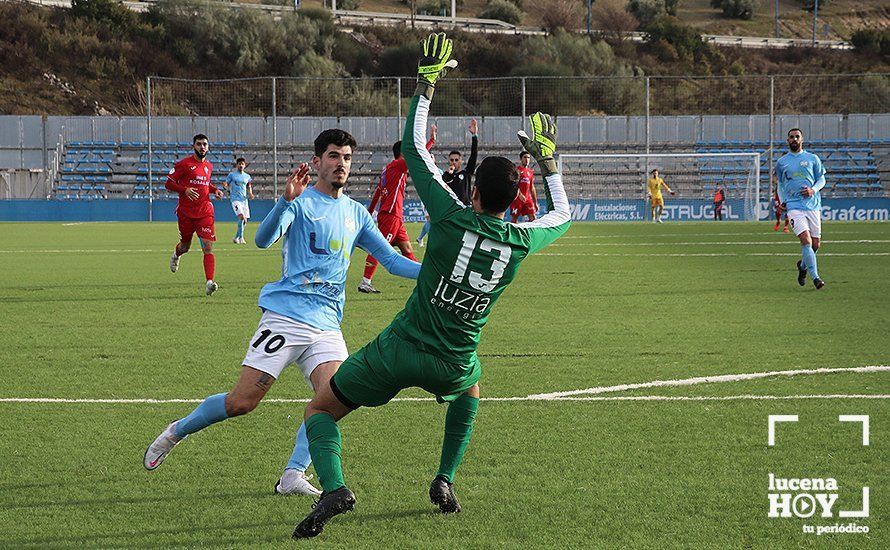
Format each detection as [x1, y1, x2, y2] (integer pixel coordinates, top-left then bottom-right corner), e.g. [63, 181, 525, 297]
[314, 129, 357, 157]
[392, 141, 402, 159]
[788, 128, 802, 136]
[449, 150, 461, 158]
[474, 156, 519, 214]
[520, 151, 530, 159]
[651, 169, 658, 174]
[235, 157, 246, 164]
[193, 134, 208, 144]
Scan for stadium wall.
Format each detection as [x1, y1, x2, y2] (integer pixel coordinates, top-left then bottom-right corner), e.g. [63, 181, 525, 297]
[3, 114, 890, 170]
[2, 198, 888, 222]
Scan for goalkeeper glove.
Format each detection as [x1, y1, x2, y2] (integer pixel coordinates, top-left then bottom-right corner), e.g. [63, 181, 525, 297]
[416, 33, 458, 98]
[518, 112, 558, 175]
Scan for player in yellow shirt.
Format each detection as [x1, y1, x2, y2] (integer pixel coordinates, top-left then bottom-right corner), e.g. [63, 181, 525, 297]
[646, 169, 674, 223]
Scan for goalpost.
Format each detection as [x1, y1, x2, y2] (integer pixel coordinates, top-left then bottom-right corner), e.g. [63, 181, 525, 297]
[558, 153, 762, 221]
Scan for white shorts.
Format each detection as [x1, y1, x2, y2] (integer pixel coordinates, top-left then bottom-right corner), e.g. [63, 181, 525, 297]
[788, 209, 822, 238]
[242, 310, 348, 389]
[231, 200, 250, 220]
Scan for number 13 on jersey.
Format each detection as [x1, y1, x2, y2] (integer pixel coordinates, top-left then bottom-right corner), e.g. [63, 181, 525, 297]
[449, 230, 512, 292]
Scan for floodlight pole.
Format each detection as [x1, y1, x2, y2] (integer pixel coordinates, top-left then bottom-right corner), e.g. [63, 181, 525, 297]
[812, 0, 819, 46]
[587, 0, 591, 35]
[774, 0, 779, 38]
[272, 77, 278, 198]
[147, 76, 153, 223]
[452, 0, 456, 24]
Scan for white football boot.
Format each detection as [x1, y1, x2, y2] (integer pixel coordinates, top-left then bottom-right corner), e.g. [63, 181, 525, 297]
[206, 280, 219, 296]
[232, 237, 239, 244]
[144, 420, 184, 470]
[170, 253, 180, 273]
[275, 469, 322, 496]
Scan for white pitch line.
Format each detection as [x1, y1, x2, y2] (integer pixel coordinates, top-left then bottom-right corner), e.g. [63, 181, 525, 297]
[0, 248, 268, 254]
[0, 394, 888, 404]
[558, 231, 871, 239]
[529, 365, 890, 399]
[550, 240, 890, 247]
[537, 252, 890, 257]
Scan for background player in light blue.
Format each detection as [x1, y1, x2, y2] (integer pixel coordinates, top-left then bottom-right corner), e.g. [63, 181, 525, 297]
[225, 158, 254, 244]
[776, 128, 827, 290]
[145, 130, 422, 496]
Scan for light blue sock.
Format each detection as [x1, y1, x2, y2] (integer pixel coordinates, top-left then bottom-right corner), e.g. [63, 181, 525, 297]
[418, 221, 431, 240]
[802, 244, 820, 280]
[285, 421, 312, 471]
[174, 392, 229, 437]
[236, 219, 245, 239]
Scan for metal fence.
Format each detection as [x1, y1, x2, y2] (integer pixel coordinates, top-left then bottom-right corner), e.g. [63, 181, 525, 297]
[2, 74, 890, 197]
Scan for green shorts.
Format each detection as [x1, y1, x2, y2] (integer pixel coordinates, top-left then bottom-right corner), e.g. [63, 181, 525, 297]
[331, 326, 481, 408]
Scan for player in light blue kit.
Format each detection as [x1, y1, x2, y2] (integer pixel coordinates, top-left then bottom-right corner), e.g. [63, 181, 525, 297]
[225, 158, 254, 244]
[776, 128, 826, 290]
[144, 130, 422, 496]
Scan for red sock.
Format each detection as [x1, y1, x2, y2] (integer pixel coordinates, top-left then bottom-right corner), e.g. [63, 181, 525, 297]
[203, 253, 215, 281]
[363, 255, 379, 280]
[405, 251, 417, 261]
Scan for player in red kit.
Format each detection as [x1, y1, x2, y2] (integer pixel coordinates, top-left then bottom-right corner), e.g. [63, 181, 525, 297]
[359, 125, 436, 294]
[773, 188, 789, 233]
[510, 150, 538, 223]
[166, 134, 225, 296]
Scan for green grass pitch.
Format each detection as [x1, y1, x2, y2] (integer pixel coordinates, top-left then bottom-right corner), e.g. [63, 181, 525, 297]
[0, 220, 888, 548]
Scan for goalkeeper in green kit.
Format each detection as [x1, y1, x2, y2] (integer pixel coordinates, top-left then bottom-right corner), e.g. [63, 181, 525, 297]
[292, 33, 572, 539]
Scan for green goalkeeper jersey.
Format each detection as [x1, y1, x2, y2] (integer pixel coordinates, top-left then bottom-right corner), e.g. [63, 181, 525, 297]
[389, 95, 572, 364]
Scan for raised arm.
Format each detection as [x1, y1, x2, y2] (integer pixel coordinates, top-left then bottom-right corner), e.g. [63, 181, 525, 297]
[403, 33, 464, 223]
[516, 113, 571, 254]
[255, 164, 310, 248]
[466, 120, 478, 176]
[356, 212, 421, 279]
[367, 177, 383, 214]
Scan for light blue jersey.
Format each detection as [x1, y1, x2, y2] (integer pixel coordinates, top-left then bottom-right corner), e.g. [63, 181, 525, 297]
[226, 171, 252, 202]
[776, 150, 826, 211]
[255, 186, 421, 331]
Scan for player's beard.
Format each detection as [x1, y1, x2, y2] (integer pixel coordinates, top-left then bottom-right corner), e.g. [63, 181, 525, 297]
[331, 170, 347, 189]
[195, 150, 207, 159]
[789, 142, 801, 153]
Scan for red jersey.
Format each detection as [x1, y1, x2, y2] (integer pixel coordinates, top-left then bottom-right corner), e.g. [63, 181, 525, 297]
[511, 165, 535, 209]
[165, 156, 217, 219]
[713, 188, 725, 203]
[369, 138, 434, 218]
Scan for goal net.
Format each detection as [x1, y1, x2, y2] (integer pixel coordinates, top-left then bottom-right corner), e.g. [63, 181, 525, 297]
[558, 153, 761, 221]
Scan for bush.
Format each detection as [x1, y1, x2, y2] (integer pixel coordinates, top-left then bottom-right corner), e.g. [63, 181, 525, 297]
[628, 0, 666, 26]
[71, 0, 140, 33]
[591, 0, 639, 42]
[851, 28, 890, 55]
[478, 0, 523, 26]
[710, 0, 758, 20]
[538, 0, 581, 33]
[643, 16, 706, 59]
[374, 43, 422, 77]
[651, 38, 679, 62]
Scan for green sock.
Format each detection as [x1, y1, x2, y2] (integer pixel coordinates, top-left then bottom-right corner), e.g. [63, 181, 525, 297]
[306, 412, 346, 493]
[436, 394, 479, 483]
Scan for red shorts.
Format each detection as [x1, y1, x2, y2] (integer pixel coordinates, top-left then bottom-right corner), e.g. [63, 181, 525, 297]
[511, 202, 536, 218]
[376, 212, 409, 244]
[178, 215, 216, 242]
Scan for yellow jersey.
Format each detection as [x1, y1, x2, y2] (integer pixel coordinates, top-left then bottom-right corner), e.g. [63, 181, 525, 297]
[647, 177, 666, 199]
